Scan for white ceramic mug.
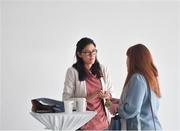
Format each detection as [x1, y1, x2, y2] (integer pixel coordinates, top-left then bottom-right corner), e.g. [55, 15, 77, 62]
[64, 100, 74, 113]
[76, 98, 86, 112]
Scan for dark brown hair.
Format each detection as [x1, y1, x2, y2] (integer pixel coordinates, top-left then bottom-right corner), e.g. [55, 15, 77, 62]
[73, 37, 103, 81]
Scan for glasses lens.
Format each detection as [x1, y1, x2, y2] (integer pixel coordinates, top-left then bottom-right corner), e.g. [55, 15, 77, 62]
[81, 49, 97, 56]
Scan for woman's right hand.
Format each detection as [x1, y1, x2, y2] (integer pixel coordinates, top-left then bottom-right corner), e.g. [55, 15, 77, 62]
[109, 103, 119, 115]
[111, 98, 120, 104]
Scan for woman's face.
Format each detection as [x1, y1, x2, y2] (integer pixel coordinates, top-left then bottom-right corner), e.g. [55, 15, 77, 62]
[78, 44, 97, 65]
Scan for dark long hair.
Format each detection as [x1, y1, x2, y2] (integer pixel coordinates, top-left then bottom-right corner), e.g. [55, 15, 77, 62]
[124, 44, 161, 97]
[72, 37, 103, 81]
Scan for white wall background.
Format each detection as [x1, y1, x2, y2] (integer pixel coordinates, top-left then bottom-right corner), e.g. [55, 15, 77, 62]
[0, 1, 2, 129]
[178, 1, 180, 125]
[0, 0, 179, 130]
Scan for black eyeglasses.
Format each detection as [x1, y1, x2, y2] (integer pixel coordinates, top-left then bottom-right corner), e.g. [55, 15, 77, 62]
[81, 49, 97, 56]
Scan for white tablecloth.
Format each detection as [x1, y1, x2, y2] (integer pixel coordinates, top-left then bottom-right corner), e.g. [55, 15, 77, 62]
[30, 111, 96, 130]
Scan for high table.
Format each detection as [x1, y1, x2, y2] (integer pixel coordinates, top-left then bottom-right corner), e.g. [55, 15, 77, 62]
[30, 111, 96, 130]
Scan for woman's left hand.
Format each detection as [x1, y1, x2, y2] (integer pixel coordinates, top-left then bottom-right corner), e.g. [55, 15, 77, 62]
[98, 90, 111, 100]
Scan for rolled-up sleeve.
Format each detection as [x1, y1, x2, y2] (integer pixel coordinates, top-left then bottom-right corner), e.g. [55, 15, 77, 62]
[119, 74, 147, 119]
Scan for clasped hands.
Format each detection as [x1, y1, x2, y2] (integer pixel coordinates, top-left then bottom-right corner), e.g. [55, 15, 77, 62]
[86, 90, 111, 101]
[86, 90, 119, 115]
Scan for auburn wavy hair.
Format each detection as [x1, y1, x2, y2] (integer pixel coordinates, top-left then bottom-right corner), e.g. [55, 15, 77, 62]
[124, 44, 161, 97]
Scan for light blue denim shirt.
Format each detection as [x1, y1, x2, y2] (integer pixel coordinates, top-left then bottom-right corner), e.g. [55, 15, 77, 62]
[118, 73, 162, 130]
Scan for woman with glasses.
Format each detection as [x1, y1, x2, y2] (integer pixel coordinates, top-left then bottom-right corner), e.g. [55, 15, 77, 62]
[108, 44, 162, 130]
[63, 37, 113, 130]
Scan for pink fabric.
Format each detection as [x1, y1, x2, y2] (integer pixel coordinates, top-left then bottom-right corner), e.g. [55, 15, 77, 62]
[81, 71, 108, 130]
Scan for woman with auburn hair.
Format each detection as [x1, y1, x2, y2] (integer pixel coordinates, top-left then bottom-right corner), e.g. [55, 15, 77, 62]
[108, 44, 162, 130]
